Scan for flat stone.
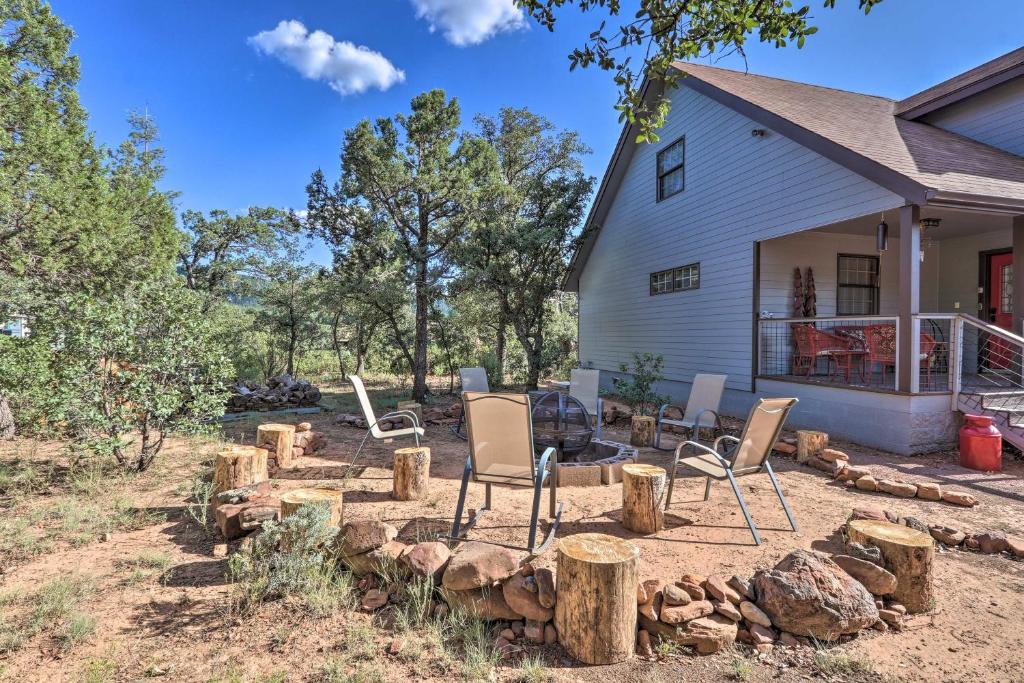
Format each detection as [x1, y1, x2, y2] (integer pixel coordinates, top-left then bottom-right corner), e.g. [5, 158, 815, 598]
[849, 506, 888, 522]
[878, 608, 902, 628]
[1007, 536, 1024, 558]
[660, 600, 714, 625]
[499, 628, 516, 641]
[739, 600, 773, 628]
[821, 448, 849, 463]
[778, 632, 805, 648]
[439, 586, 521, 621]
[941, 490, 978, 507]
[636, 629, 653, 657]
[832, 555, 897, 596]
[916, 482, 942, 501]
[544, 623, 557, 645]
[400, 541, 450, 583]
[493, 636, 514, 659]
[901, 517, 930, 534]
[713, 599, 742, 622]
[663, 584, 692, 606]
[442, 541, 520, 590]
[705, 575, 741, 604]
[638, 579, 665, 621]
[974, 531, 1010, 554]
[748, 623, 776, 644]
[728, 576, 755, 601]
[841, 466, 873, 482]
[877, 480, 918, 498]
[675, 579, 705, 602]
[639, 612, 738, 655]
[361, 589, 389, 610]
[511, 620, 524, 636]
[844, 542, 883, 566]
[637, 583, 648, 604]
[339, 520, 398, 558]
[535, 567, 556, 609]
[855, 476, 878, 491]
[524, 619, 545, 644]
[502, 571, 553, 622]
[773, 442, 797, 455]
[752, 550, 878, 640]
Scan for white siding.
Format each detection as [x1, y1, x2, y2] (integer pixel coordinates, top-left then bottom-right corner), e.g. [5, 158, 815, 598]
[578, 86, 904, 392]
[921, 77, 1024, 157]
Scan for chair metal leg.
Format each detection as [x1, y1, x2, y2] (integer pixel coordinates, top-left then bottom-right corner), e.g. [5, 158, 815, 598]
[666, 451, 681, 508]
[450, 456, 473, 540]
[595, 398, 603, 441]
[725, 470, 761, 545]
[764, 462, 799, 532]
[703, 476, 712, 501]
[346, 430, 374, 478]
[527, 470, 546, 551]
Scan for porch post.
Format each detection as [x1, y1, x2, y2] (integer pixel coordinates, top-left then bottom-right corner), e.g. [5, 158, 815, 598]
[898, 205, 921, 393]
[1013, 215, 1024, 337]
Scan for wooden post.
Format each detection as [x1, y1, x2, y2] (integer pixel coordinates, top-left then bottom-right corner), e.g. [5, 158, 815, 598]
[847, 519, 934, 613]
[898, 205, 921, 393]
[397, 400, 423, 428]
[621, 464, 667, 534]
[257, 423, 296, 469]
[630, 416, 655, 447]
[796, 430, 828, 464]
[555, 533, 639, 665]
[279, 488, 344, 527]
[393, 446, 430, 501]
[213, 446, 268, 507]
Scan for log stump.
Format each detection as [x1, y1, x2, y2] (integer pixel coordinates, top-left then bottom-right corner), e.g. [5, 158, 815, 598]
[630, 416, 656, 447]
[212, 446, 269, 507]
[279, 487, 344, 527]
[257, 423, 296, 470]
[555, 533, 639, 665]
[393, 446, 430, 501]
[796, 430, 828, 464]
[397, 400, 423, 428]
[847, 519, 934, 613]
[621, 464, 667, 534]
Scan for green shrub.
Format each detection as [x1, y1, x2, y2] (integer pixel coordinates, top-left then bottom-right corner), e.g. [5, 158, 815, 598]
[616, 352, 669, 417]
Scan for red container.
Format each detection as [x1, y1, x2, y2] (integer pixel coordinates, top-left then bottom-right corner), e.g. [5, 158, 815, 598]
[959, 414, 1002, 472]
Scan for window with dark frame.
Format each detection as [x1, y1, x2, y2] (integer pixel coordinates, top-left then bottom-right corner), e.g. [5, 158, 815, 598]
[656, 137, 685, 200]
[836, 254, 880, 316]
[650, 263, 700, 295]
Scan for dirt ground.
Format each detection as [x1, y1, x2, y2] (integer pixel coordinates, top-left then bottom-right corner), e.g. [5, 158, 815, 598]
[2, 381, 1024, 682]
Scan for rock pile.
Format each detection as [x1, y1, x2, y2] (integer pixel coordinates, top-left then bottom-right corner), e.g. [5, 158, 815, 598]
[850, 505, 1024, 560]
[214, 481, 280, 540]
[291, 422, 327, 459]
[335, 402, 462, 430]
[772, 436, 979, 508]
[227, 375, 322, 413]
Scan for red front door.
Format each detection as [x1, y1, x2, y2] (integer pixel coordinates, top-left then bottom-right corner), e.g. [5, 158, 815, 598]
[987, 252, 1014, 368]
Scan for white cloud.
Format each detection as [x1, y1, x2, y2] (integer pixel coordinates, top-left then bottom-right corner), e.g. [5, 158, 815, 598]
[248, 20, 405, 95]
[411, 0, 527, 46]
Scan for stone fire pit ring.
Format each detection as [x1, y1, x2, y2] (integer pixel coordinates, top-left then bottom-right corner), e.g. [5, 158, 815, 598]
[555, 439, 639, 487]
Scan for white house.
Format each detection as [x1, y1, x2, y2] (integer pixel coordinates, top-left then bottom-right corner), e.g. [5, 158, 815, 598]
[566, 47, 1024, 454]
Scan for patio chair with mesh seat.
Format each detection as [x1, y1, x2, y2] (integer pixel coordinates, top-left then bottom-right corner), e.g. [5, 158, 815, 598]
[654, 373, 727, 450]
[666, 397, 799, 545]
[443, 391, 563, 554]
[569, 368, 603, 439]
[450, 367, 490, 440]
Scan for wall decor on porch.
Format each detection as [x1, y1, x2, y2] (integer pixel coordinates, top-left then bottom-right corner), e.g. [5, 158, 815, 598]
[792, 267, 803, 318]
[804, 267, 817, 317]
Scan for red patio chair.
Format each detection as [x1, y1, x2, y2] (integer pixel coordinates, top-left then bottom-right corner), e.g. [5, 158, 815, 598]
[863, 324, 937, 387]
[791, 324, 853, 377]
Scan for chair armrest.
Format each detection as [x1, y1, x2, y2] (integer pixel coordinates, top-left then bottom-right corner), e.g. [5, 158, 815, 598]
[657, 403, 685, 422]
[713, 434, 740, 451]
[536, 446, 556, 474]
[674, 440, 731, 469]
[693, 408, 721, 429]
[379, 410, 422, 429]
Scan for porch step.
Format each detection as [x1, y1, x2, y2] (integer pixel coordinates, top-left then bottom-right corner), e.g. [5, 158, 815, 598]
[957, 394, 1024, 451]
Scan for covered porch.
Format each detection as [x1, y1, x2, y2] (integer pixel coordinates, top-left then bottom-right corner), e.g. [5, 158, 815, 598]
[755, 205, 1024, 396]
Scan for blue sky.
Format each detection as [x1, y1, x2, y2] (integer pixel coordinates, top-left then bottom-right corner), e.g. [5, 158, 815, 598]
[51, 0, 1024, 264]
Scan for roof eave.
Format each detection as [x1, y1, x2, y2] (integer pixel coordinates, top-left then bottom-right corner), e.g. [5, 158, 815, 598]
[926, 190, 1024, 215]
[896, 61, 1024, 119]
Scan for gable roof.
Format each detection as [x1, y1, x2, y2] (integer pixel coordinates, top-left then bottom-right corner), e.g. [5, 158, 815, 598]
[564, 59, 1024, 291]
[896, 46, 1024, 119]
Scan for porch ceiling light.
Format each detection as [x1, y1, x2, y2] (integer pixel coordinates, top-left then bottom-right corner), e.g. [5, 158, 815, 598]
[921, 217, 942, 230]
[876, 215, 889, 252]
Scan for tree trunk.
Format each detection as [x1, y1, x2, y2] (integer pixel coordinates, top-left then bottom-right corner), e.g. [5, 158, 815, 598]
[331, 309, 347, 380]
[213, 446, 269, 507]
[494, 320, 506, 387]
[555, 533, 639, 665]
[796, 430, 828, 464]
[630, 416, 656, 447]
[622, 464, 667, 534]
[412, 260, 429, 403]
[393, 446, 430, 501]
[256, 423, 296, 472]
[847, 519, 935, 613]
[280, 487, 344, 534]
[0, 394, 15, 441]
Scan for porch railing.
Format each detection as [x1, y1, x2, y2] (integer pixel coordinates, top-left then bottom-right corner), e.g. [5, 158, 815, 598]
[954, 314, 1024, 416]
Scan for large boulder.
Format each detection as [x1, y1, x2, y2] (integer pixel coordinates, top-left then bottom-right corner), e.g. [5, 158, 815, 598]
[442, 541, 521, 590]
[502, 570, 553, 622]
[438, 586, 521, 621]
[831, 555, 897, 596]
[752, 550, 878, 639]
[338, 520, 398, 558]
[400, 542, 451, 583]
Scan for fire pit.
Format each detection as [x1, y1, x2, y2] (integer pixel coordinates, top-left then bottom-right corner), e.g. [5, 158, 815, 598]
[531, 390, 593, 457]
[556, 439, 639, 487]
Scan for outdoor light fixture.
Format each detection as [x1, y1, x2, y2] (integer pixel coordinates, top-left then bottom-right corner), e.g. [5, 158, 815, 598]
[921, 217, 942, 230]
[751, 128, 766, 137]
[876, 214, 889, 252]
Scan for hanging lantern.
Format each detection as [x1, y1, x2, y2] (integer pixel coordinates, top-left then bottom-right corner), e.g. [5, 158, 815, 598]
[876, 214, 889, 252]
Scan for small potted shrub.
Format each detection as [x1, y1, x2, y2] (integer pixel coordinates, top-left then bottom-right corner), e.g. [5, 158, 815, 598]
[616, 353, 668, 447]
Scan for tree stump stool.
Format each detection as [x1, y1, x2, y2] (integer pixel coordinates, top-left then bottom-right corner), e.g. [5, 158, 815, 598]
[621, 464, 667, 534]
[555, 533, 639, 665]
[397, 400, 423, 428]
[630, 416, 656, 447]
[257, 423, 296, 470]
[796, 430, 828, 464]
[393, 446, 430, 501]
[279, 488, 344, 527]
[847, 519, 934, 613]
[212, 446, 269, 507]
